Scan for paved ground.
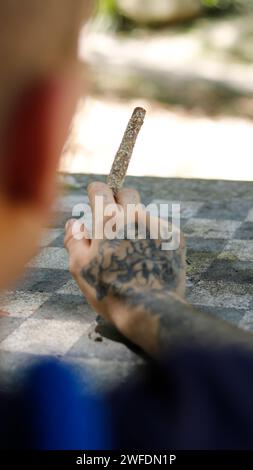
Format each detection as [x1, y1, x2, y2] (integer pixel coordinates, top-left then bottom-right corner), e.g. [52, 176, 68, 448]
[0, 174, 253, 393]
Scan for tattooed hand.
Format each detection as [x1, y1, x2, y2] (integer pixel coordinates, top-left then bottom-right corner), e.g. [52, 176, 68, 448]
[65, 182, 253, 357]
[64, 182, 186, 351]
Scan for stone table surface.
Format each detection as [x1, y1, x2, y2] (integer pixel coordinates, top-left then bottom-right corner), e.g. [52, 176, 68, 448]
[1, 174, 253, 393]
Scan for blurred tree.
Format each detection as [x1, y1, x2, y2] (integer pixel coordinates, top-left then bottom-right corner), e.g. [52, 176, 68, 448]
[114, 0, 202, 24]
[98, 0, 253, 18]
[98, 0, 117, 16]
[202, 0, 230, 7]
[97, 0, 252, 24]
[202, 0, 252, 9]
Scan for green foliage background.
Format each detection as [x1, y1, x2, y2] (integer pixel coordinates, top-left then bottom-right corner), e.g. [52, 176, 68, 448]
[97, 0, 250, 18]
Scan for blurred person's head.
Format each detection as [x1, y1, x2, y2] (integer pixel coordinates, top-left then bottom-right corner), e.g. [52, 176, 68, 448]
[0, 0, 92, 289]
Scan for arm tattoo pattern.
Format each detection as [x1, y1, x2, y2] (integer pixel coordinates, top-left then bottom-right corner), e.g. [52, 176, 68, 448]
[80, 224, 253, 354]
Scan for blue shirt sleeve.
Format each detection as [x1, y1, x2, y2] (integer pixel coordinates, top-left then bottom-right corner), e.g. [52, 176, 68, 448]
[1, 359, 112, 450]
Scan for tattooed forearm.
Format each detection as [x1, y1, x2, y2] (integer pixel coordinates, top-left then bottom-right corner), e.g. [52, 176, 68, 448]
[132, 291, 253, 356]
[81, 225, 253, 357]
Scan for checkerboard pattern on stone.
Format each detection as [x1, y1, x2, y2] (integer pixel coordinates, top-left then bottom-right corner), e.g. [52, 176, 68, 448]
[1, 175, 253, 391]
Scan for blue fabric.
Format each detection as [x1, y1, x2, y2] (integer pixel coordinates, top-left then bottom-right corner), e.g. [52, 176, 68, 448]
[19, 360, 111, 450]
[2, 347, 253, 450]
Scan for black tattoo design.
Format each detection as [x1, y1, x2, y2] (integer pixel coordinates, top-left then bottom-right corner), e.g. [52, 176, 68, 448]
[80, 223, 253, 355]
[135, 290, 253, 353]
[81, 225, 185, 302]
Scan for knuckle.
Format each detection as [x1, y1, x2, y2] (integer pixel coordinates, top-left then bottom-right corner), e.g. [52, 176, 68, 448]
[131, 189, 141, 202]
[88, 181, 108, 195]
[119, 187, 132, 195]
[118, 188, 140, 203]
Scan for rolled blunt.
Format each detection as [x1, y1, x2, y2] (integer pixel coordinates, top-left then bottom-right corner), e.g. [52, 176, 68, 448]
[107, 107, 146, 194]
